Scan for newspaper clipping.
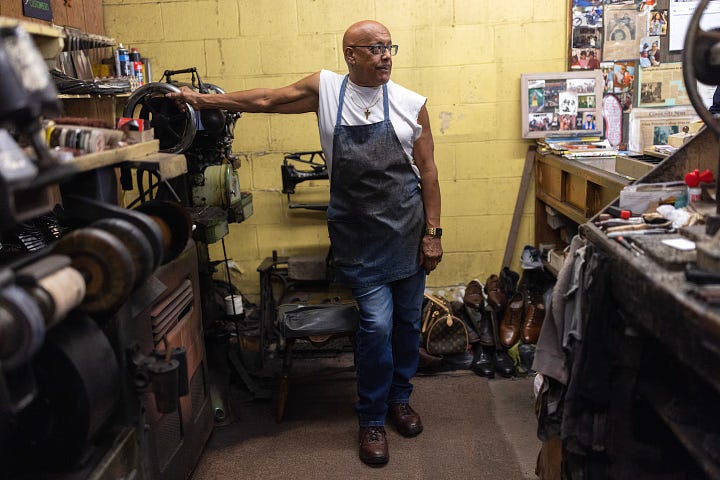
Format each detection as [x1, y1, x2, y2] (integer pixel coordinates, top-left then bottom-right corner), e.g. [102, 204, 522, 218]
[637, 62, 691, 107]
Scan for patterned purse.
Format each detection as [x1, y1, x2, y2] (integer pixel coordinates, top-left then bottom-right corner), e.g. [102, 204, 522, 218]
[421, 294, 469, 356]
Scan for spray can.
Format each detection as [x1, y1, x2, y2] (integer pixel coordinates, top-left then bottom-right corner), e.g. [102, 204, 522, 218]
[115, 44, 130, 77]
[130, 47, 143, 84]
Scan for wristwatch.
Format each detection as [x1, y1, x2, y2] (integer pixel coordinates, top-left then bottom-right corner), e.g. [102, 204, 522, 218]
[424, 227, 442, 238]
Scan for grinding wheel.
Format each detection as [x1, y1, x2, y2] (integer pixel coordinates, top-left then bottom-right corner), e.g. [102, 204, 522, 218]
[10, 312, 119, 469]
[53, 227, 135, 314]
[135, 200, 192, 264]
[92, 218, 156, 286]
[0, 285, 45, 370]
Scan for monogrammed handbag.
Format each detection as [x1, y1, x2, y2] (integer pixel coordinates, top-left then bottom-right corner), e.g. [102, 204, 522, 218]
[421, 294, 469, 356]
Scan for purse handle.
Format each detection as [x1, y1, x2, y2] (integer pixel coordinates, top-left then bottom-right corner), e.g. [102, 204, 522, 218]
[421, 293, 451, 333]
[424, 293, 451, 313]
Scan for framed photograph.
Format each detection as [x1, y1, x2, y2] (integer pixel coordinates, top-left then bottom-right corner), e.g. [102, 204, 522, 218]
[521, 70, 605, 139]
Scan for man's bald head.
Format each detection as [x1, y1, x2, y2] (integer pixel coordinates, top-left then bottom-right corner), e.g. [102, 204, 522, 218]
[343, 20, 390, 48]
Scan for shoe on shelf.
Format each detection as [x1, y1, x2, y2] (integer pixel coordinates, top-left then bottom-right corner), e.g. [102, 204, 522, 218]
[499, 292, 524, 348]
[494, 349, 516, 378]
[470, 344, 495, 378]
[484, 274, 507, 310]
[359, 426, 389, 466]
[522, 299, 546, 344]
[463, 279, 485, 309]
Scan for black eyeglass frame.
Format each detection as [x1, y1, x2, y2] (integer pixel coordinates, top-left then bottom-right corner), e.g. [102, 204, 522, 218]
[349, 44, 399, 56]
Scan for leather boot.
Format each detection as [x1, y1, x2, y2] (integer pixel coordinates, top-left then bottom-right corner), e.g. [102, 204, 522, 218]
[388, 403, 423, 437]
[463, 279, 485, 309]
[359, 426, 389, 466]
[518, 343, 536, 374]
[499, 267, 520, 298]
[494, 349, 516, 378]
[484, 274, 507, 310]
[470, 343, 495, 378]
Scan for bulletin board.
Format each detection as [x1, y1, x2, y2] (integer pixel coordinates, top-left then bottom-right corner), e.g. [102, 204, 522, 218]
[568, 0, 701, 149]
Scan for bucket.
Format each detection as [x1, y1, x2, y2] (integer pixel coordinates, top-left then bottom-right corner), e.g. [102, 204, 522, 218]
[224, 294, 243, 316]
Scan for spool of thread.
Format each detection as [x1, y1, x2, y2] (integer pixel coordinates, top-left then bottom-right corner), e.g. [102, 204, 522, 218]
[224, 294, 243, 316]
[38, 266, 86, 325]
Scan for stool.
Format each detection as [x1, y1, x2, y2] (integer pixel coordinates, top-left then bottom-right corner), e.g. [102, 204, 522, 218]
[275, 303, 359, 422]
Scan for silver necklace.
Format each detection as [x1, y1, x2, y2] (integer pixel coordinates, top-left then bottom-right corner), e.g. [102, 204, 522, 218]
[347, 86, 382, 119]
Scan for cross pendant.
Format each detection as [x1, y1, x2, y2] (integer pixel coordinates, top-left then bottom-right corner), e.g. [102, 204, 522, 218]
[364, 109, 370, 119]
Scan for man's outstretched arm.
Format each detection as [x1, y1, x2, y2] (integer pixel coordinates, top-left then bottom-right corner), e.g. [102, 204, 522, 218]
[166, 71, 321, 114]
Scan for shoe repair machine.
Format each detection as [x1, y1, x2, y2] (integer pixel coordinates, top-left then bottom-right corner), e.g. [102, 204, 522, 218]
[0, 38, 252, 480]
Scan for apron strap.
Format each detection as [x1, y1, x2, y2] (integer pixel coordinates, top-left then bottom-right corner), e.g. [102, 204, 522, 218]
[336, 75, 349, 127]
[382, 83, 389, 120]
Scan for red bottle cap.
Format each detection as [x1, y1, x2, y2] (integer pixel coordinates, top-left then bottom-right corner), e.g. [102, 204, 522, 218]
[620, 210, 631, 219]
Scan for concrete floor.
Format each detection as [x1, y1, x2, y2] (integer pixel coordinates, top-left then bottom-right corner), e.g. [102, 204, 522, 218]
[487, 375, 541, 479]
[192, 351, 541, 480]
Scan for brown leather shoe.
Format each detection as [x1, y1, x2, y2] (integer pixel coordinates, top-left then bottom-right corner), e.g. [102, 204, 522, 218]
[522, 300, 546, 344]
[388, 403, 423, 437]
[484, 274, 507, 310]
[359, 426, 389, 466]
[463, 280, 485, 309]
[499, 292, 524, 348]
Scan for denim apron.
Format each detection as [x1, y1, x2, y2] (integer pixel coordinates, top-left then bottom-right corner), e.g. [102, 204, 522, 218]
[327, 76, 424, 288]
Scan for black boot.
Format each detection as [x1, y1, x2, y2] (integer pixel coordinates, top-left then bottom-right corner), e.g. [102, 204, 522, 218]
[494, 349, 516, 378]
[470, 344, 495, 378]
[518, 343, 536, 375]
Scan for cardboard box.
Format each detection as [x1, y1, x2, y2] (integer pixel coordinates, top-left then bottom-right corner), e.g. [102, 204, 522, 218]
[615, 155, 656, 180]
[126, 128, 155, 143]
[668, 132, 693, 148]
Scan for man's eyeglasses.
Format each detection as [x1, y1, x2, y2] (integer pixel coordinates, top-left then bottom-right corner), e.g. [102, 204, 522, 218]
[350, 44, 399, 56]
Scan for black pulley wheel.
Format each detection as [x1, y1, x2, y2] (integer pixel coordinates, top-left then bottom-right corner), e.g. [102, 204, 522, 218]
[93, 218, 156, 286]
[123, 82, 198, 153]
[135, 200, 192, 264]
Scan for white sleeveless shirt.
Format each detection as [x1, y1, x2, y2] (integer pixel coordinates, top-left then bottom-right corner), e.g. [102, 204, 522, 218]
[317, 69, 426, 177]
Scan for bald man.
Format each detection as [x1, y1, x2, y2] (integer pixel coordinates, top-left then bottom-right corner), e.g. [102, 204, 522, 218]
[168, 20, 442, 467]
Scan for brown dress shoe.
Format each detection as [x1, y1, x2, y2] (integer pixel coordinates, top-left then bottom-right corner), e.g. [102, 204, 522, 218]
[484, 274, 507, 310]
[499, 292, 524, 348]
[388, 403, 423, 437]
[522, 300, 546, 344]
[359, 426, 389, 466]
[463, 279, 485, 309]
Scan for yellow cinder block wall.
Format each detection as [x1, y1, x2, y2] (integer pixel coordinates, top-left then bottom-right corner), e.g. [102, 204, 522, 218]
[103, 0, 568, 302]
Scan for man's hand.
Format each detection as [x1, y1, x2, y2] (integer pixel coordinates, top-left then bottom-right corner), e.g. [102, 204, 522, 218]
[420, 235, 443, 274]
[166, 86, 201, 112]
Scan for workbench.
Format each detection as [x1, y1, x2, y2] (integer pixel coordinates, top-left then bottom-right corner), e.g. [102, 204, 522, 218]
[570, 126, 720, 478]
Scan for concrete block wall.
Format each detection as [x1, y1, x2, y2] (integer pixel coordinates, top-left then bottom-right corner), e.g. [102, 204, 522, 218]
[103, 0, 568, 301]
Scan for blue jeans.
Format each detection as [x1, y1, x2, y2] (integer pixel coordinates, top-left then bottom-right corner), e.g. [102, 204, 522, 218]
[352, 269, 426, 427]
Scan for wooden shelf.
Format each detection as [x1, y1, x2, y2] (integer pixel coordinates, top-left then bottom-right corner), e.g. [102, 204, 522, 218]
[64, 140, 186, 180]
[0, 16, 64, 60]
[534, 150, 632, 252]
